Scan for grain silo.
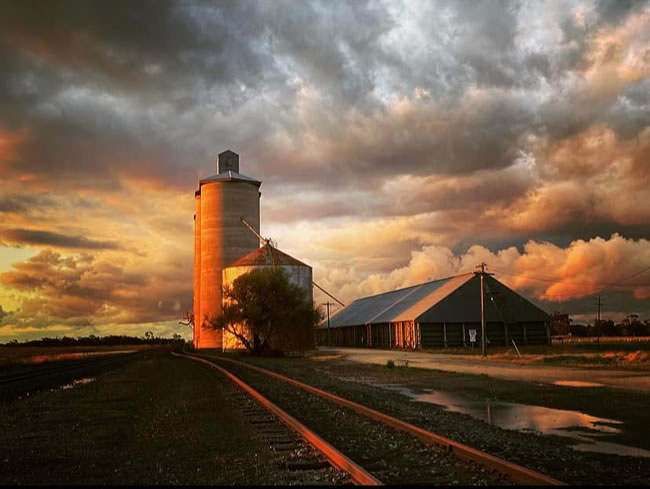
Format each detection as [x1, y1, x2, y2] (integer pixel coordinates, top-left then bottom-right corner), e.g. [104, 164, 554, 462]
[193, 150, 261, 349]
[221, 243, 313, 349]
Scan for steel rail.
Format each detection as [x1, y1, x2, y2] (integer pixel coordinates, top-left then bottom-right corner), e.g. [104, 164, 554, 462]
[171, 351, 382, 486]
[201, 354, 566, 486]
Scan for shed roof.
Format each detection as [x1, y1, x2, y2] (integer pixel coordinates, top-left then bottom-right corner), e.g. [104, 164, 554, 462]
[226, 243, 309, 268]
[324, 274, 473, 328]
[322, 273, 550, 328]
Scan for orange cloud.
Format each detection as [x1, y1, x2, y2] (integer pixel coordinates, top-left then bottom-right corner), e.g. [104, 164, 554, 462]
[311, 234, 650, 307]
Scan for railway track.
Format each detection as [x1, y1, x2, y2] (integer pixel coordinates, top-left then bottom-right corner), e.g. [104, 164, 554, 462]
[177, 350, 565, 486]
[0, 350, 145, 401]
[172, 350, 380, 485]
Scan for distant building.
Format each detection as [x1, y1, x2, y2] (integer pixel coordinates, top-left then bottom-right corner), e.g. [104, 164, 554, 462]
[316, 273, 550, 348]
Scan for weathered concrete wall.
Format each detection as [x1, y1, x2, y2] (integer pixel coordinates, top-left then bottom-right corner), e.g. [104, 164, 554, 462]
[197, 180, 260, 349]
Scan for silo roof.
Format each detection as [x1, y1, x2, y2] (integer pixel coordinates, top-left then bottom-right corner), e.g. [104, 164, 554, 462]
[323, 273, 474, 328]
[226, 243, 310, 268]
[199, 170, 262, 186]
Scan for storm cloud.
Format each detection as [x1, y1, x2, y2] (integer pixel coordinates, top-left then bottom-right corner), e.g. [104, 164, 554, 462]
[0, 229, 121, 250]
[0, 0, 648, 340]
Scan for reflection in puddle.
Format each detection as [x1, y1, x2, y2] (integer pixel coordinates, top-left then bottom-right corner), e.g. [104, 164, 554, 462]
[29, 350, 136, 364]
[376, 384, 650, 458]
[61, 377, 96, 390]
[553, 380, 604, 387]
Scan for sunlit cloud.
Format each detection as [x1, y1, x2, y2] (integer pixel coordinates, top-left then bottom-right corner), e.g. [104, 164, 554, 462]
[0, 0, 648, 341]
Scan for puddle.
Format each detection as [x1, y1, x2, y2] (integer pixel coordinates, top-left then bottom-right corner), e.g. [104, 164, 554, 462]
[376, 384, 650, 458]
[61, 377, 96, 390]
[553, 380, 604, 387]
[28, 350, 136, 364]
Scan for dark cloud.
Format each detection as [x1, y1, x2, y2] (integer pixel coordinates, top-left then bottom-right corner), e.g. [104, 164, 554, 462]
[0, 194, 58, 215]
[0, 197, 26, 214]
[0, 0, 259, 94]
[1, 0, 647, 193]
[0, 229, 121, 250]
[594, 0, 646, 25]
[0, 0, 648, 339]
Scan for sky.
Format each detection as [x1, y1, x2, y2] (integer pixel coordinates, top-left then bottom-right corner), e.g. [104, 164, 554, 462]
[1, 0, 649, 342]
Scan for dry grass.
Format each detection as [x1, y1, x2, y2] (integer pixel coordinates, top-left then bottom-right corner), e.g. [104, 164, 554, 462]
[413, 339, 650, 369]
[0, 344, 157, 367]
[484, 349, 650, 370]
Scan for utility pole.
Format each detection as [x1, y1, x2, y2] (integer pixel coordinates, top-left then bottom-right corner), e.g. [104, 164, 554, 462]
[594, 296, 604, 343]
[320, 302, 335, 346]
[475, 262, 494, 357]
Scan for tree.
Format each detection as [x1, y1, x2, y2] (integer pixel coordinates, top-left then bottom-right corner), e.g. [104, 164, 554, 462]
[551, 311, 572, 335]
[209, 267, 321, 355]
[178, 310, 194, 330]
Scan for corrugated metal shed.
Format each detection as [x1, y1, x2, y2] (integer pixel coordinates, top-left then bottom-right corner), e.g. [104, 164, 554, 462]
[325, 274, 474, 328]
[418, 274, 550, 323]
[323, 273, 549, 328]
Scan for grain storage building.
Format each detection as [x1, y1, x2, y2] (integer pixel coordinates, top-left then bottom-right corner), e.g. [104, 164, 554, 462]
[317, 273, 550, 348]
[221, 243, 313, 349]
[193, 150, 261, 349]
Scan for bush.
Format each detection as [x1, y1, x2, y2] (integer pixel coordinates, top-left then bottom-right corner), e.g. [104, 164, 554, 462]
[386, 359, 395, 368]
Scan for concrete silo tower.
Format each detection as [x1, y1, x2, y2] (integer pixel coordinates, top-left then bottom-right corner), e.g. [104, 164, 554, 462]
[193, 150, 261, 349]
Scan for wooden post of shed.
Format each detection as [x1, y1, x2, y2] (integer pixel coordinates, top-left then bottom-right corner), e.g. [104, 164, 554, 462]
[443, 322, 448, 348]
[523, 322, 528, 345]
[462, 323, 466, 347]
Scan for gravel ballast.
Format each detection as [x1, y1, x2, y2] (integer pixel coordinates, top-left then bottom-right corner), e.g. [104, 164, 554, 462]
[213, 351, 650, 485]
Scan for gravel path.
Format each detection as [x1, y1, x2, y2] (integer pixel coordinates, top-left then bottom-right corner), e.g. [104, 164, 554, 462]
[320, 347, 650, 392]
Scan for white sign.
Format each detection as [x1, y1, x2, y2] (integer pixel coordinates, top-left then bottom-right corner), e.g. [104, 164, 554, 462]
[468, 329, 477, 343]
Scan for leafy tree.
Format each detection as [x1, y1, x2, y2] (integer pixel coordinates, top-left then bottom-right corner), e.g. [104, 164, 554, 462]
[209, 267, 321, 355]
[551, 311, 572, 335]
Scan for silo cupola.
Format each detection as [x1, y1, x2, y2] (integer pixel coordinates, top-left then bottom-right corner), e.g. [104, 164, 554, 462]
[218, 150, 239, 174]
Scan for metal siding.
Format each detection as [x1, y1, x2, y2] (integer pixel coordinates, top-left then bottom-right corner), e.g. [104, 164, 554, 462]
[420, 323, 445, 347]
[416, 275, 550, 324]
[445, 323, 464, 346]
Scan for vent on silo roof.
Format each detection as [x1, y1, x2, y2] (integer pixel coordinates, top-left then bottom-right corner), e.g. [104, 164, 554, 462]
[227, 243, 308, 267]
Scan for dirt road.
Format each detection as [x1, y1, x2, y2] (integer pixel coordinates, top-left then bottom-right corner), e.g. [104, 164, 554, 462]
[319, 347, 650, 392]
